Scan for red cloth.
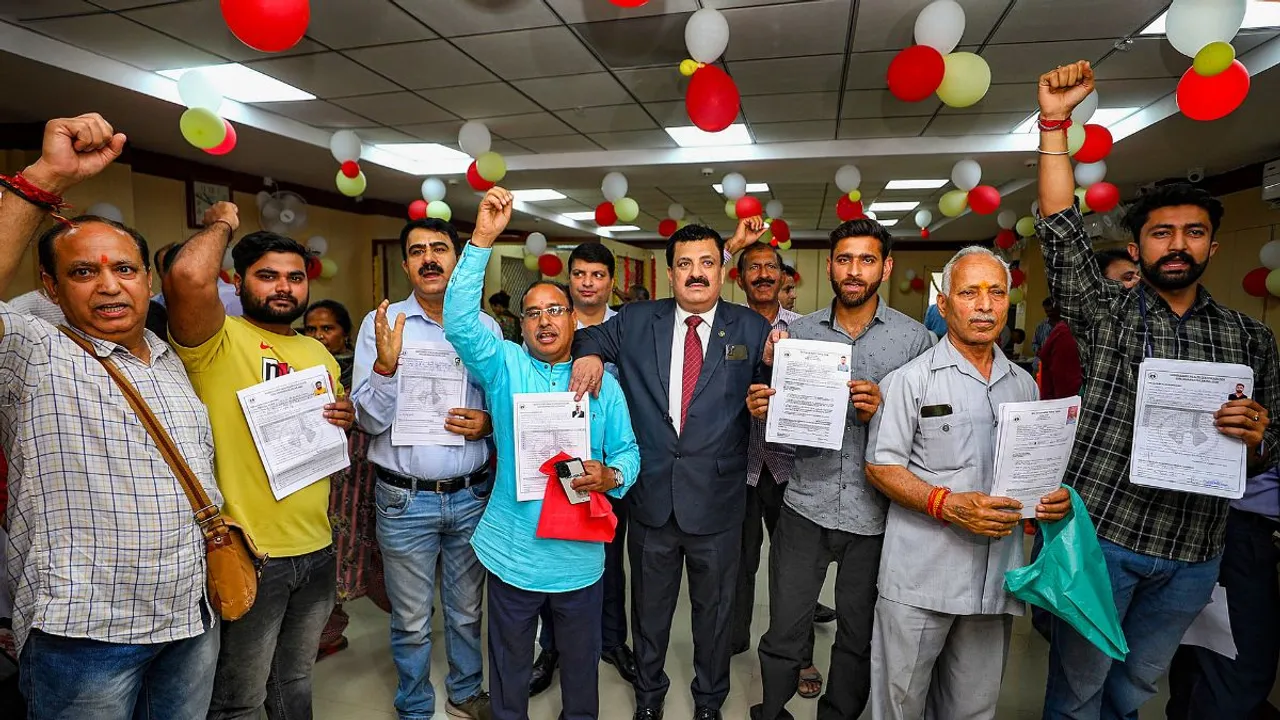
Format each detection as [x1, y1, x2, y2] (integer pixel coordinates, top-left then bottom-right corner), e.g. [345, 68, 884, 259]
[535, 452, 617, 543]
[1038, 320, 1083, 400]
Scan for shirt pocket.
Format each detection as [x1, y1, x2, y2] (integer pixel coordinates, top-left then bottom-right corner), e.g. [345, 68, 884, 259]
[918, 415, 973, 473]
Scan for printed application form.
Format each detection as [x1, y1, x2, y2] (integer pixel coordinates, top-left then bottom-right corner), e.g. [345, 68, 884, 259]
[990, 396, 1082, 518]
[513, 392, 591, 501]
[392, 341, 468, 447]
[765, 338, 853, 450]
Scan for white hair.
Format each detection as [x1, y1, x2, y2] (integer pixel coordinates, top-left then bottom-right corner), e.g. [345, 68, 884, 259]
[940, 245, 1012, 296]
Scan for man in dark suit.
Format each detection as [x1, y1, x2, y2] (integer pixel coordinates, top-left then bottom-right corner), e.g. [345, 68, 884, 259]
[572, 222, 772, 720]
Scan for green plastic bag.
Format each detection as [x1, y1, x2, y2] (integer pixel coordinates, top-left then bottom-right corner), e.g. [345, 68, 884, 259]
[1004, 486, 1129, 661]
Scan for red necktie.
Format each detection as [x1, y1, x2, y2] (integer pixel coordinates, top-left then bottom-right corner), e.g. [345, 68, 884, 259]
[680, 315, 704, 431]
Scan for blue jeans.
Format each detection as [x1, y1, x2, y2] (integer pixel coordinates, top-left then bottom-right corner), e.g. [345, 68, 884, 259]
[1043, 538, 1221, 719]
[376, 478, 489, 720]
[20, 623, 219, 720]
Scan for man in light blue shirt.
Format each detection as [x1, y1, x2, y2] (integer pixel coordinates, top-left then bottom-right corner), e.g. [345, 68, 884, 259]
[445, 188, 640, 720]
[351, 218, 498, 720]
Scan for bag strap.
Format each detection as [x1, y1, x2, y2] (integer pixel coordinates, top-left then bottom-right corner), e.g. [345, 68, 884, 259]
[57, 326, 221, 530]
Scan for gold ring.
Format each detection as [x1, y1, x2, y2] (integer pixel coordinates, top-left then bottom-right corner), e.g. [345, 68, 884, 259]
[1254, 414, 1261, 422]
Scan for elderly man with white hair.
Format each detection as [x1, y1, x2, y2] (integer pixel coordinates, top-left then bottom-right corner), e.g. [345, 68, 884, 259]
[863, 246, 1072, 720]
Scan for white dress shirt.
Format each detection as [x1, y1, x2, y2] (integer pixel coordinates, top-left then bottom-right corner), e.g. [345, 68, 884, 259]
[669, 302, 717, 434]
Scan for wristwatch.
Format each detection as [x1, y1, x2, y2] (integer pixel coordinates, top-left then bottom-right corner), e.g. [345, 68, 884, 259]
[607, 467, 621, 490]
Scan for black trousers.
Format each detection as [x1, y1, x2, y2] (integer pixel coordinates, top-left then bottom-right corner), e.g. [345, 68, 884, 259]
[756, 505, 883, 720]
[540, 495, 630, 653]
[630, 515, 741, 710]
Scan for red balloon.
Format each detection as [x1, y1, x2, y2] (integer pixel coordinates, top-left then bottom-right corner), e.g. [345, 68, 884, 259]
[1074, 124, 1114, 164]
[658, 218, 678, 237]
[408, 199, 428, 220]
[686, 64, 740, 133]
[770, 238, 779, 247]
[220, 0, 310, 53]
[887, 45, 946, 102]
[305, 254, 322, 280]
[1011, 268, 1026, 288]
[728, 267, 739, 280]
[595, 201, 618, 227]
[792, 271, 801, 283]
[920, 228, 930, 239]
[608, 0, 649, 5]
[736, 196, 763, 219]
[836, 195, 863, 222]
[1244, 267, 1271, 298]
[910, 277, 926, 292]
[967, 185, 1001, 215]
[219, 270, 232, 284]
[771, 218, 791, 243]
[205, 120, 237, 156]
[537, 253, 563, 277]
[995, 228, 1017, 249]
[467, 162, 495, 192]
[1178, 60, 1251, 122]
[340, 160, 360, 178]
[1085, 182, 1121, 213]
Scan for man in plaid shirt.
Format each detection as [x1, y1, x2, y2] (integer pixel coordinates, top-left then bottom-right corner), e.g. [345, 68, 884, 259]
[1035, 61, 1280, 719]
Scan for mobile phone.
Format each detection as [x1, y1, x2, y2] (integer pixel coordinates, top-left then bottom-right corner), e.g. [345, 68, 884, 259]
[554, 458, 591, 504]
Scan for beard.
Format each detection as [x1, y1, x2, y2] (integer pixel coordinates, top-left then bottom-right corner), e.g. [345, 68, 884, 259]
[242, 291, 308, 325]
[831, 276, 881, 308]
[1140, 251, 1208, 291]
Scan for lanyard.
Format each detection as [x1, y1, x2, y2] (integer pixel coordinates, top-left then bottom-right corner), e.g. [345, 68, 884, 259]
[1137, 290, 1155, 360]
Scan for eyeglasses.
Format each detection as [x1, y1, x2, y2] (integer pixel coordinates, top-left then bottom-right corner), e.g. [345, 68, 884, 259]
[522, 305, 570, 321]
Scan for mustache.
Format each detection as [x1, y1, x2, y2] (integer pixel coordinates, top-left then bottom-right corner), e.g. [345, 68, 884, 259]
[751, 278, 775, 288]
[685, 277, 710, 287]
[970, 313, 997, 324]
[267, 294, 296, 304]
[1156, 251, 1195, 268]
[418, 262, 445, 277]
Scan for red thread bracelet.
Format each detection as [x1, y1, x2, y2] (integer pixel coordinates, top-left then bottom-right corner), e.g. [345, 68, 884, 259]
[1036, 117, 1072, 133]
[0, 173, 67, 209]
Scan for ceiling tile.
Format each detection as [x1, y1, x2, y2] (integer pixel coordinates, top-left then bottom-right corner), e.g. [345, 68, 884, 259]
[741, 92, 839, 123]
[836, 116, 929, 139]
[1092, 37, 1187, 80]
[397, 120, 466, 143]
[573, 13, 695, 70]
[591, 130, 678, 150]
[513, 73, 634, 110]
[246, 52, 399, 98]
[418, 83, 541, 119]
[546, 0, 697, 23]
[306, 1, 435, 49]
[851, 0, 1006, 52]
[923, 112, 1028, 136]
[729, 55, 844, 95]
[473, 112, 576, 139]
[82, 0, 172, 7]
[704, 0, 816, 7]
[517, 135, 604, 153]
[936, 83, 1036, 115]
[980, 40, 1117, 85]
[0, 0, 98, 19]
[333, 92, 454, 125]
[724, 0, 850, 61]
[253, 100, 372, 128]
[345, 40, 497, 90]
[489, 140, 531, 155]
[840, 90, 939, 118]
[396, 0, 559, 36]
[124, 1, 325, 62]
[555, 104, 657, 133]
[614, 67, 688, 102]
[25, 14, 220, 70]
[989, 0, 1166, 44]
[645, 100, 696, 127]
[750, 120, 837, 143]
[344, 126, 418, 143]
[455, 27, 604, 80]
[844, 50, 897, 90]
[1091, 78, 1176, 109]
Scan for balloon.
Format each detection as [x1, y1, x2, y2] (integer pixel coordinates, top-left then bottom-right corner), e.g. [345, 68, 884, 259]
[836, 195, 863, 222]
[1010, 268, 1026, 288]
[1016, 216, 1037, 238]
[736, 196, 763, 219]
[887, 45, 946, 102]
[771, 219, 791, 243]
[467, 162, 495, 192]
[658, 219, 678, 237]
[997, 210, 1017, 230]
[834, 165, 861, 193]
[1074, 160, 1108, 187]
[525, 232, 548, 255]
[1074, 124, 1114, 163]
[1260, 240, 1280, 269]
[939, 189, 968, 217]
[319, 257, 338, 279]
[307, 235, 328, 255]
[179, 108, 226, 149]
[538, 253, 564, 277]
[778, 240, 792, 251]
[177, 70, 222, 112]
[602, 172, 629, 202]
[728, 267, 740, 280]
[951, 159, 982, 191]
[914, 0, 966, 54]
[725, 199, 739, 220]
[421, 177, 446, 202]
[523, 254, 540, 271]
[1085, 182, 1121, 213]
[904, 269, 917, 281]
[476, 152, 506, 183]
[335, 169, 366, 197]
[305, 254, 322, 280]
[920, 228, 930, 239]
[408, 199, 428, 220]
[995, 229, 1017, 249]
[1066, 123, 1086, 155]
[329, 130, 362, 163]
[220, 0, 310, 53]
[1072, 89, 1099, 124]
[1177, 59, 1251, 122]
[426, 200, 452, 222]
[910, 277, 926, 292]
[595, 201, 618, 226]
[609, 0, 649, 6]
[898, 279, 912, 293]
[936, 52, 991, 108]
[1194, 41, 1236, 77]
[685, 7, 730, 64]
[85, 202, 124, 223]
[668, 203, 685, 221]
[614, 197, 640, 222]
[1009, 287, 1025, 305]
[1243, 267, 1270, 298]
[847, 189, 862, 203]
[686, 64, 740, 133]
[1266, 268, 1280, 299]
[721, 173, 747, 200]
[340, 160, 360, 178]
[1074, 187, 1092, 214]
[866, 211, 878, 221]
[915, 209, 933, 228]
[766, 199, 784, 219]
[1164, 0, 1247, 58]
[458, 121, 491, 157]
[679, 59, 700, 77]
[203, 120, 237, 156]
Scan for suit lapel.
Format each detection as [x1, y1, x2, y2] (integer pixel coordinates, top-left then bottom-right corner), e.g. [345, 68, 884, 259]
[691, 306, 731, 403]
[653, 299, 675, 401]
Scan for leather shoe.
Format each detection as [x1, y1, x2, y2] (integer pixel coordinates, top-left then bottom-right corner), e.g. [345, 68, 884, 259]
[633, 708, 663, 720]
[694, 707, 722, 720]
[528, 649, 558, 697]
[813, 602, 837, 624]
[601, 644, 638, 685]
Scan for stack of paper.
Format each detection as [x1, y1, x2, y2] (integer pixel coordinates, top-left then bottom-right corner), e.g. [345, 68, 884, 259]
[991, 396, 1082, 518]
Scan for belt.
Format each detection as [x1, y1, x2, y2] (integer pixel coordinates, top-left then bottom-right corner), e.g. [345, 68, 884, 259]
[376, 466, 488, 494]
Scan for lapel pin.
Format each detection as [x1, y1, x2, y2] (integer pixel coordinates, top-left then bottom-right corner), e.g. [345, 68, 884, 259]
[718, 330, 725, 338]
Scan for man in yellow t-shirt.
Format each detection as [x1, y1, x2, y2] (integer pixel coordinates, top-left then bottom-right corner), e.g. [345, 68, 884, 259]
[164, 202, 355, 720]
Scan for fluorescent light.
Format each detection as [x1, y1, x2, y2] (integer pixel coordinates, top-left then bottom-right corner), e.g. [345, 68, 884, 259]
[712, 182, 771, 194]
[885, 179, 948, 190]
[664, 123, 753, 148]
[510, 189, 566, 202]
[158, 63, 314, 103]
[1013, 107, 1143, 133]
[1141, 1, 1280, 34]
[603, 225, 641, 232]
[562, 211, 597, 221]
[868, 201, 920, 212]
[374, 143, 471, 163]
[876, 218, 899, 227]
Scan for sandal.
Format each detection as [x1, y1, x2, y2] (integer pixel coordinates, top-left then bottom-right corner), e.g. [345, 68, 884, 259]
[798, 665, 823, 699]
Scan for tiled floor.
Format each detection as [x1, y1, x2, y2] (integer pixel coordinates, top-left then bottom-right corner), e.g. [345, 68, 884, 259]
[314, 552, 1171, 720]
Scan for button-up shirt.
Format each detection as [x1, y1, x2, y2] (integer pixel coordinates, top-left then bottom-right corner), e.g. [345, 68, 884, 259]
[351, 295, 498, 480]
[784, 300, 934, 533]
[0, 305, 220, 653]
[746, 305, 802, 487]
[578, 307, 618, 379]
[7, 290, 65, 325]
[1039, 205, 1280, 562]
[669, 302, 717, 435]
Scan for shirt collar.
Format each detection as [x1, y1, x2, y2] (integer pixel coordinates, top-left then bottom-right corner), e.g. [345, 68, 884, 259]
[820, 296, 888, 336]
[675, 300, 717, 328]
[397, 294, 442, 327]
[1138, 281, 1214, 318]
[576, 305, 617, 330]
[931, 334, 1011, 385]
[68, 324, 170, 362]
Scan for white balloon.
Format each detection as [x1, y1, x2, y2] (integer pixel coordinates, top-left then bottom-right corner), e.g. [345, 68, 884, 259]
[255, 190, 272, 209]
[951, 159, 982, 191]
[685, 8, 730, 64]
[1074, 160, 1108, 188]
[85, 202, 124, 223]
[721, 172, 747, 200]
[602, 172, 629, 202]
[1072, 89, 1100, 125]
[1165, 0, 1247, 58]
[765, 199, 784, 219]
[222, 247, 235, 272]
[177, 70, 223, 112]
[997, 210, 1017, 230]
[904, 269, 918, 281]
[667, 203, 685, 221]
[458, 121, 492, 157]
[915, 209, 933, 228]
[834, 164, 861, 193]
[866, 211, 878, 221]
[1261, 240, 1280, 270]
[307, 235, 328, 256]
[524, 232, 548, 256]
[421, 177, 446, 202]
[329, 130, 362, 164]
[914, 0, 966, 55]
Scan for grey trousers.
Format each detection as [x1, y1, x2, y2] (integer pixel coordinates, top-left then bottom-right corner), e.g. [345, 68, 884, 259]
[869, 597, 1012, 720]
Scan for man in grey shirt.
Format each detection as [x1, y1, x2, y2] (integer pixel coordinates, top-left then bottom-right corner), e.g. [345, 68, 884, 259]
[747, 219, 933, 720]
